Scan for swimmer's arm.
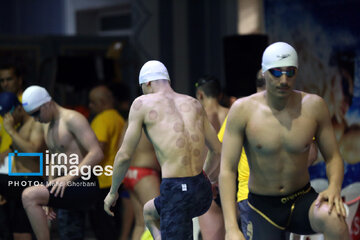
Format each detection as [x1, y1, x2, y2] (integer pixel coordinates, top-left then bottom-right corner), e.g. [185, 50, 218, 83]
[117, 121, 129, 149]
[307, 141, 318, 166]
[7, 121, 45, 153]
[219, 100, 246, 234]
[66, 112, 104, 180]
[109, 100, 144, 194]
[203, 114, 221, 183]
[314, 97, 345, 216]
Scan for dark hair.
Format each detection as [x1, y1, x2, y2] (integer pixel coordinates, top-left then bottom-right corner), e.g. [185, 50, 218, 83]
[256, 70, 265, 88]
[256, 76, 265, 88]
[195, 75, 221, 98]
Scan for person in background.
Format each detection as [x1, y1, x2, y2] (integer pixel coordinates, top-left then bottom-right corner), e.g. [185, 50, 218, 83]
[108, 82, 138, 240]
[122, 128, 160, 240]
[195, 75, 228, 240]
[0, 61, 25, 152]
[0, 92, 45, 240]
[88, 85, 126, 240]
[0, 61, 26, 240]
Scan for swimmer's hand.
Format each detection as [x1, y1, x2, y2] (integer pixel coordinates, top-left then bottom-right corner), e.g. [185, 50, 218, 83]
[47, 175, 72, 198]
[104, 191, 119, 217]
[3, 113, 16, 135]
[225, 227, 246, 240]
[315, 185, 346, 217]
[43, 207, 56, 221]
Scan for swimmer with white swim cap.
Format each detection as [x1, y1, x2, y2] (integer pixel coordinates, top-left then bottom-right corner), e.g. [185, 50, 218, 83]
[138, 60, 170, 85]
[261, 41, 298, 73]
[220, 42, 349, 240]
[22, 85, 51, 115]
[104, 60, 222, 240]
[21, 85, 103, 240]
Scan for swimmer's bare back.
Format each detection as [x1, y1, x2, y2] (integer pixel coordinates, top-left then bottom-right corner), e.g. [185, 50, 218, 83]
[133, 91, 207, 178]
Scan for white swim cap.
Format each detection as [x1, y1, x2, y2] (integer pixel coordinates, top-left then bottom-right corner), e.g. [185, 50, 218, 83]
[261, 42, 298, 73]
[22, 85, 52, 113]
[139, 60, 170, 85]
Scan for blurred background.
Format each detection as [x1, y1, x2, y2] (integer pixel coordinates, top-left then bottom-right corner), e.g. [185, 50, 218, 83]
[0, 0, 359, 104]
[0, 0, 359, 237]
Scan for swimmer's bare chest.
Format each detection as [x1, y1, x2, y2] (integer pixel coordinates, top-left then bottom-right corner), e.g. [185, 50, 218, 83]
[44, 121, 73, 153]
[245, 103, 316, 155]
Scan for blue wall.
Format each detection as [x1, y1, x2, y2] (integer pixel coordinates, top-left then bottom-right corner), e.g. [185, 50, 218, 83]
[0, 0, 65, 35]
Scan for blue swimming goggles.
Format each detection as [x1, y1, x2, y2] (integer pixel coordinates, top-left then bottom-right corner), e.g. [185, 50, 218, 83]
[269, 68, 296, 78]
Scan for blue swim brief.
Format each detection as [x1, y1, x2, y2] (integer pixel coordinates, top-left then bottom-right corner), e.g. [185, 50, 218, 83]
[154, 171, 212, 240]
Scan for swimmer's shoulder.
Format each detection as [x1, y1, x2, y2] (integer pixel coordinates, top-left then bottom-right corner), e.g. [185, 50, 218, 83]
[174, 93, 202, 108]
[300, 91, 323, 104]
[299, 91, 328, 117]
[131, 94, 163, 110]
[60, 107, 89, 127]
[231, 92, 264, 112]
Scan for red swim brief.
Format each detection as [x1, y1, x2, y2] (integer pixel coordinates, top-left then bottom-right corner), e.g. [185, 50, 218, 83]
[123, 166, 159, 191]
